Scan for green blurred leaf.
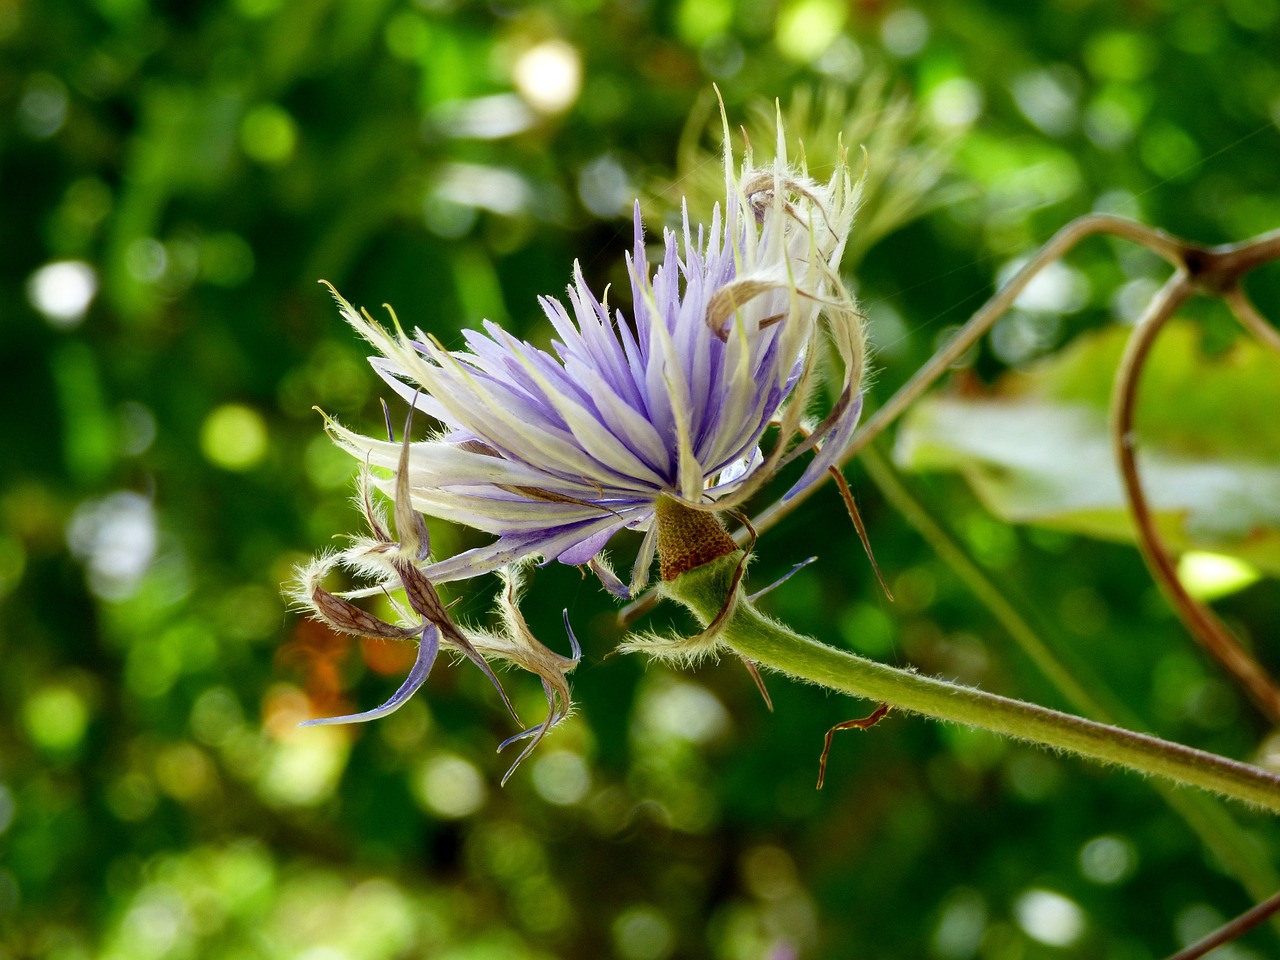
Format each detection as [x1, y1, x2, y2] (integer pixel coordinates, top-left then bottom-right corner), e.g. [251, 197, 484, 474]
[895, 320, 1280, 573]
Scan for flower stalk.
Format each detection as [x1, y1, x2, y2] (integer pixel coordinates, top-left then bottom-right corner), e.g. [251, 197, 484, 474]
[663, 552, 1280, 813]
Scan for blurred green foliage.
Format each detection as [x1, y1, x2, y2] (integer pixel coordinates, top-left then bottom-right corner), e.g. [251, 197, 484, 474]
[3, 1, 1280, 959]
[897, 320, 1280, 573]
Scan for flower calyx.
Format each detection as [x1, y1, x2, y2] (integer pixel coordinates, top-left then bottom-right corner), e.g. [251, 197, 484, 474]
[655, 495, 739, 581]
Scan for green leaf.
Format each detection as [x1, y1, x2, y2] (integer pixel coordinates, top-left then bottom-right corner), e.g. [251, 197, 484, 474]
[895, 320, 1280, 574]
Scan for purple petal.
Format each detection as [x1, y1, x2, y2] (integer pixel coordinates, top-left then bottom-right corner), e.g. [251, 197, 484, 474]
[562, 609, 583, 661]
[421, 512, 647, 583]
[747, 556, 818, 602]
[781, 392, 864, 501]
[299, 623, 440, 727]
[555, 524, 623, 566]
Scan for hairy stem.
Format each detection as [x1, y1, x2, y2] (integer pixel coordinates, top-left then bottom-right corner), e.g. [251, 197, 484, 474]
[859, 442, 1280, 908]
[859, 443, 1112, 719]
[1223, 285, 1280, 355]
[668, 555, 1280, 813]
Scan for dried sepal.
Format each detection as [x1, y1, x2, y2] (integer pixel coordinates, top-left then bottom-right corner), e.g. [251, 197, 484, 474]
[816, 703, 890, 789]
[394, 399, 431, 562]
[465, 563, 582, 782]
[741, 658, 774, 712]
[290, 554, 417, 641]
[394, 557, 521, 725]
[292, 431, 525, 737]
[705, 278, 789, 341]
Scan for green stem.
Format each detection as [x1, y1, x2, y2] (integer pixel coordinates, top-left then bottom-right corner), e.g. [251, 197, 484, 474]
[668, 555, 1280, 813]
[859, 443, 1115, 720]
[859, 442, 1280, 908]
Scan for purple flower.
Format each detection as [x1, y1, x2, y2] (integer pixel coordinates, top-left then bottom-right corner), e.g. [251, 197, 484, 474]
[293, 120, 864, 774]
[324, 127, 864, 598]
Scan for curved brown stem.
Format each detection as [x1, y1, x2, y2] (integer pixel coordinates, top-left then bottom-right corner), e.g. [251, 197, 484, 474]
[1222, 285, 1280, 355]
[1165, 887, 1280, 960]
[1191, 228, 1280, 285]
[1110, 273, 1280, 725]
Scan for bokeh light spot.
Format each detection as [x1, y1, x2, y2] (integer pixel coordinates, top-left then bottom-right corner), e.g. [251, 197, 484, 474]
[635, 678, 730, 745]
[512, 40, 582, 114]
[201, 404, 268, 471]
[1012, 68, 1080, 136]
[676, 0, 732, 44]
[1140, 121, 1201, 181]
[260, 726, 349, 808]
[927, 77, 983, 129]
[932, 888, 987, 960]
[1083, 31, 1157, 82]
[199, 232, 255, 287]
[531, 750, 591, 805]
[741, 845, 799, 900]
[118, 401, 157, 456]
[1004, 750, 1063, 801]
[613, 905, 675, 960]
[342, 879, 416, 956]
[66, 491, 157, 601]
[936, 890, 983, 957]
[240, 104, 297, 165]
[384, 11, 429, 59]
[1014, 889, 1085, 947]
[19, 72, 68, 138]
[880, 8, 929, 57]
[1226, 0, 1280, 30]
[1177, 551, 1261, 601]
[415, 754, 486, 818]
[513, 877, 571, 934]
[27, 260, 98, 328]
[1002, 259, 1091, 315]
[155, 743, 215, 801]
[305, 434, 358, 490]
[839, 602, 895, 656]
[578, 154, 634, 218]
[23, 685, 89, 752]
[1078, 834, 1138, 885]
[106, 772, 159, 822]
[775, 0, 845, 62]
[191, 687, 246, 747]
[1084, 87, 1146, 149]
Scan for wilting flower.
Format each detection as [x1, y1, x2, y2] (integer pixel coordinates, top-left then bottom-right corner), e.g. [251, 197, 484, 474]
[292, 116, 865, 775]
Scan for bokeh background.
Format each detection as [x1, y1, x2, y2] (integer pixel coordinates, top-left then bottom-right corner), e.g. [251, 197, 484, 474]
[4, 0, 1280, 958]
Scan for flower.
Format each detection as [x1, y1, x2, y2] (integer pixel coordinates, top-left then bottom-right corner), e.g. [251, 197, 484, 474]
[292, 115, 865, 775]
[324, 120, 864, 597]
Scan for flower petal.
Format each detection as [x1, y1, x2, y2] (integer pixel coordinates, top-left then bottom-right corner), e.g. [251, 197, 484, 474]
[299, 623, 440, 726]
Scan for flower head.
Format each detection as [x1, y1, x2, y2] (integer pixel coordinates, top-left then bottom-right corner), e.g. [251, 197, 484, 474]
[293, 115, 865, 775]
[325, 121, 864, 596]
